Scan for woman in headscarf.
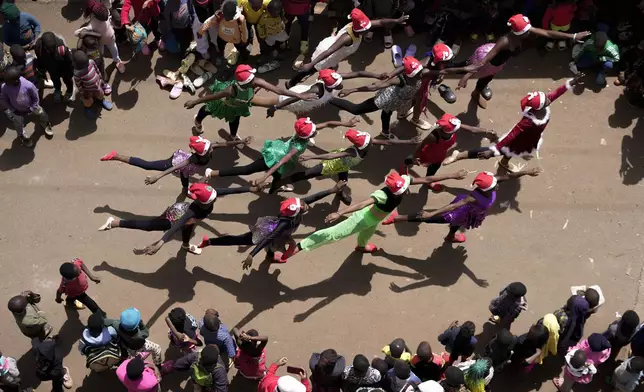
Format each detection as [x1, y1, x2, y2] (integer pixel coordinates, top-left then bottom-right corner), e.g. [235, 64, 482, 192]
[1, 3, 41, 48]
[556, 295, 590, 350]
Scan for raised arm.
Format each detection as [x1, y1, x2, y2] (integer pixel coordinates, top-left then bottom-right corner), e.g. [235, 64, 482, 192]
[80, 262, 101, 283]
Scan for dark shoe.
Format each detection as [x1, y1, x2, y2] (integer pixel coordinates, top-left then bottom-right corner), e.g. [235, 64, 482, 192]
[481, 85, 493, 100]
[438, 84, 456, 104]
[18, 135, 33, 148]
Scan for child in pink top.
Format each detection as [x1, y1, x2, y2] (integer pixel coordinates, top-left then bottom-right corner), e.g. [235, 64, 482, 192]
[232, 327, 268, 379]
[553, 333, 610, 391]
[117, 355, 161, 392]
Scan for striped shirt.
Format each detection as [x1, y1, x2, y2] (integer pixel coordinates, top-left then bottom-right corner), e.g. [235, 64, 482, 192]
[73, 59, 103, 94]
[12, 52, 38, 85]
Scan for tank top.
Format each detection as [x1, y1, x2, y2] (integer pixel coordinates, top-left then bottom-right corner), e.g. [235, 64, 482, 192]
[313, 23, 361, 70]
[279, 81, 335, 113]
[417, 131, 455, 165]
[374, 187, 404, 213]
[225, 83, 254, 107]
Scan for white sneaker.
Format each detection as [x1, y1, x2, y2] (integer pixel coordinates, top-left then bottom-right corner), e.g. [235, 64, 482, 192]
[442, 150, 460, 165]
[98, 217, 114, 231]
[194, 72, 212, 88]
[411, 117, 431, 130]
[545, 41, 555, 51]
[569, 61, 579, 75]
[44, 79, 54, 88]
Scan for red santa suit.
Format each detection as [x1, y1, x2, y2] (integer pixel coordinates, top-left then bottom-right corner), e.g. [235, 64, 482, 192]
[490, 79, 572, 157]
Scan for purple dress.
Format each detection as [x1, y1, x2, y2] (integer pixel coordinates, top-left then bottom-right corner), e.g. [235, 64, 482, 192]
[468, 43, 505, 79]
[443, 190, 496, 229]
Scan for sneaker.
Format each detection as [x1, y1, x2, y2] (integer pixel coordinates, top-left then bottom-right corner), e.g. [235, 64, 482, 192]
[98, 216, 114, 231]
[43, 78, 54, 88]
[232, 134, 244, 150]
[557, 40, 567, 51]
[411, 117, 431, 130]
[194, 72, 213, 88]
[18, 135, 33, 148]
[379, 131, 396, 139]
[356, 243, 379, 253]
[382, 209, 398, 225]
[116, 61, 126, 73]
[569, 61, 579, 75]
[53, 89, 62, 103]
[44, 122, 53, 136]
[101, 100, 113, 110]
[183, 75, 196, 94]
[545, 41, 555, 51]
[391, 45, 403, 67]
[178, 53, 196, 75]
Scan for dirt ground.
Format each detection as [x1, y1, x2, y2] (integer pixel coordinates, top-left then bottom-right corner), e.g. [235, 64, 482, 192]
[1, 1, 644, 391]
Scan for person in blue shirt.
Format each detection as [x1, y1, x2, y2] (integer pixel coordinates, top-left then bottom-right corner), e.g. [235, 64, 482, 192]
[198, 309, 237, 369]
[1, 3, 41, 48]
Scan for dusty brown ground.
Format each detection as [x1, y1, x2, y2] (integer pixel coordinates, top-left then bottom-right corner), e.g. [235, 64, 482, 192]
[2, 2, 644, 391]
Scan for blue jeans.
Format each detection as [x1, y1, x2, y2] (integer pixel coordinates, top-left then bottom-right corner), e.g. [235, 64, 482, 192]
[576, 53, 614, 77]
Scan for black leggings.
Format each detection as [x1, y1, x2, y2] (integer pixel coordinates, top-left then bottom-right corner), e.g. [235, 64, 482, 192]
[330, 97, 393, 132]
[217, 157, 282, 191]
[285, 12, 310, 42]
[65, 292, 102, 314]
[128, 156, 190, 188]
[476, 75, 494, 92]
[288, 68, 316, 88]
[404, 156, 441, 177]
[407, 214, 460, 236]
[206, 231, 275, 257]
[279, 164, 349, 186]
[119, 218, 195, 243]
[196, 105, 241, 137]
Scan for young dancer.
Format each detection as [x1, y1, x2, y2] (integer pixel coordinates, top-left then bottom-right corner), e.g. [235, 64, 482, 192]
[457, 14, 590, 108]
[198, 181, 346, 267]
[402, 113, 495, 192]
[275, 129, 420, 203]
[100, 135, 249, 191]
[98, 182, 267, 255]
[287, 8, 408, 87]
[184, 64, 315, 139]
[383, 168, 542, 243]
[272, 170, 468, 262]
[203, 117, 357, 192]
[332, 56, 425, 138]
[267, 68, 388, 116]
[444, 74, 583, 172]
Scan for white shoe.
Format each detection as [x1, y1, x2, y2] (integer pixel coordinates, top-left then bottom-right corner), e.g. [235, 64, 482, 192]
[442, 150, 460, 165]
[194, 72, 212, 88]
[98, 217, 114, 231]
[44, 79, 54, 89]
[557, 40, 567, 51]
[411, 117, 431, 130]
[545, 41, 555, 51]
[396, 107, 413, 120]
[183, 244, 202, 255]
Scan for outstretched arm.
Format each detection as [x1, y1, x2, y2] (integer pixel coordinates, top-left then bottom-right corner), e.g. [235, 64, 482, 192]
[254, 148, 299, 185]
[340, 70, 389, 80]
[145, 160, 190, 185]
[315, 117, 358, 130]
[460, 123, 497, 139]
[336, 197, 376, 218]
[339, 77, 400, 97]
[530, 27, 591, 42]
[411, 169, 468, 185]
[254, 78, 309, 100]
[303, 34, 353, 70]
[419, 197, 475, 220]
[370, 15, 409, 29]
[372, 135, 422, 146]
[184, 89, 232, 108]
[495, 167, 542, 183]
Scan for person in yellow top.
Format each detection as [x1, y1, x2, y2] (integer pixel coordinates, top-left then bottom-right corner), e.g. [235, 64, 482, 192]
[238, 0, 270, 44]
[199, 1, 249, 65]
[256, 0, 288, 73]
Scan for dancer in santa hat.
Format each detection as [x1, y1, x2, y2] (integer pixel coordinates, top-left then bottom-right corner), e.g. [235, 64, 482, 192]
[287, 8, 409, 87]
[383, 168, 542, 243]
[456, 14, 590, 109]
[273, 128, 421, 204]
[203, 117, 358, 193]
[444, 74, 583, 172]
[99, 136, 251, 191]
[185, 64, 316, 141]
[270, 170, 469, 262]
[402, 113, 496, 192]
[197, 181, 347, 268]
[267, 68, 390, 117]
[97, 182, 268, 255]
[332, 56, 425, 138]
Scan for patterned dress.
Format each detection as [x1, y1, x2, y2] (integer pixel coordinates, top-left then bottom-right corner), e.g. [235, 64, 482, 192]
[261, 136, 309, 175]
[161, 202, 190, 223]
[171, 150, 201, 177]
[374, 76, 421, 113]
[321, 147, 364, 176]
[279, 81, 336, 114]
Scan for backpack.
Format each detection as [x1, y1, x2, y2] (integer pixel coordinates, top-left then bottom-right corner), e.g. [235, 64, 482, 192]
[190, 352, 222, 387]
[84, 341, 122, 372]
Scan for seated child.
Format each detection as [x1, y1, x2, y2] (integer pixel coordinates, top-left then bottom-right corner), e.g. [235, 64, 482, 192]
[72, 50, 113, 118]
[232, 327, 268, 379]
[570, 31, 620, 86]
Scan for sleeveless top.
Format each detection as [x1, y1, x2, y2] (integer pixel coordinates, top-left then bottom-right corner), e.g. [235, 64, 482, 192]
[374, 75, 422, 112]
[372, 187, 404, 214]
[279, 81, 336, 114]
[261, 136, 309, 174]
[417, 131, 456, 165]
[313, 23, 361, 70]
[321, 147, 366, 175]
[443, 190, 496, 229]
[225, 83, 254, 108]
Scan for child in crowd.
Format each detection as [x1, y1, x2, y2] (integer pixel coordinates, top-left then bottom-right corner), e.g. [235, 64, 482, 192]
[8, 290, 53, 340]
[410, 342, 444, 382]
[0, 67, 52, 147]
[387, 360, 421, 392]
[193, 0, 219, 60]
[199, 309, 237, 368]
[199, 1, 250, 65]
[460, 358, 493, 392]
[77, 34, 109, 91]
[382, 338, 412, 367]
[511, 323, 549, 371]
[9, 45, 39, 86]
[556, 295, 591, 351]
[232, 327, 269, 379]
[537, 313, 560, 364]
[0, 3, 41, 48]
[170, 345, 228, 391]
[0, 350, 23, 392]
[121, 0, 161, 56]
[484, 328, 516, 371]
[161, 0, 198, 56]
[283, 0, 312, 68]
[106, 307, 164, 366]
[438, 366, 466, 392]
[55, 257, 103, 314]
[258, 356, 311, 392]
[34, 32, 74, 104]
[370, 358, 390, 390]
[76, 1, 125, 73]
[611, 356, 644, 392]
[310, 348, 346, 392]
[256, 0, 288, 73]
[78, 312, 121, 372]
[342, 354, 382, 392]
[570, 31, 620, 85]
[603, 310, 640, 358]
[165, 307, 202, 353]
[116, 355, 161, 392]
[32, 337, 73, 392]
[470, 0, 500, 43]
[542, 0, 577, 51]
[488, 281, 528, 327]
[72, 50, 113, 119]
[438, 321, 477, 364]
[553, 349, 596, 392]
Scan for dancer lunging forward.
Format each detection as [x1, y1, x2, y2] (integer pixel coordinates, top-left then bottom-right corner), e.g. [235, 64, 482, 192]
[198, 181, 347, 268]
[100, 136, 250, 190]
[383, 168, 541, 243]
[444, 75, 583, 172]
[98, 182, 267, 255]
[271, 170, 468, 262]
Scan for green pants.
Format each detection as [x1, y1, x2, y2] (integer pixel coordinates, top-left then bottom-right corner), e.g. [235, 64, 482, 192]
[299, 207, 384, 251]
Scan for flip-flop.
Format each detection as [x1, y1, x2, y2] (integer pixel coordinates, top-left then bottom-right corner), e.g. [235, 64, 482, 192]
[100, 150, 118, 161]
[170, 82, 184, 99]
[156, 75, 173, 88]
[278, 184, 295, 192]
[182, 244, 202, 255]
[445, 233, 466, 243]
[356, 243, 379, 253]
[98, 217, 114, 231]
[404, 44, 417, 58]
[258, 60, 280, 74]
[383, 35, 394, 49]
[391, 45, 403, 67]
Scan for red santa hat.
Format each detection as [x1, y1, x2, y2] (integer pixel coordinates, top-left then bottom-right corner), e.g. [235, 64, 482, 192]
[507, 14, 531, 35]
[520, 91, 547, 113]
[349, 8, 371, 32]
[187, 183, 217, 204]
[189, 136, 211, 156]
[294, 117, 316, 139]
[436, 113, 461, 133]
[344, 129, 371, 150]
[473, 171, 497, 191]
[385, 171, 411, 195]
[318, 69, 343, 89]
[234, 64, 256, 85]
[280, 198, 301, 217]
[403, 56, 423, 77]
[431, 43, 454, 66]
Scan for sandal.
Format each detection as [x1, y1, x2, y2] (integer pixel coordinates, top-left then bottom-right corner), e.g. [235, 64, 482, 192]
[278, 184, 295, 192]
[156, 75, 174, 88]
[391, 45, 403, 67]
[383, 34, 394, 49]
[98, 217, 115, 231]
[100, 150, 118, 161]
[198, 235, 209, 248]
[62, 366, 73, 389]
[356, 243, 379, 253]
[182, 244, 202, 255]
[445, 233, 466, 243]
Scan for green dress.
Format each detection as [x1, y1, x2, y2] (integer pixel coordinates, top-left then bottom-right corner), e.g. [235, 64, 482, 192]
[261, 136, 309, 175]
[321, 147, 363, 176]
[205, 80, 254, 122]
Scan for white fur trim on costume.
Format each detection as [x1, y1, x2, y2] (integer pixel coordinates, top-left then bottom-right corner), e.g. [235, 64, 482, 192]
[320, 72, 343, 88]
[522, 106, 550, 126]
[406, 65, 423, 77]
[509, 16, 532, 35]
[565, 79, 573, 90]
[206, 189, 218, 203]
[393, 175, 411, 195]
[191, 137, 211, 156]
[238, 68, 256, 85]
[353, 21, 371, 32]
[289, 198, 302, 215]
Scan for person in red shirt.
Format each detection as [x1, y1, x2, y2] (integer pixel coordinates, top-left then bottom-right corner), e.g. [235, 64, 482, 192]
[542, 0, 577, 51]
[402, 113, 496, 192]
[55, 258, 103, 314]
[121, 0, 162, 55]
[258, 357, 311, 392]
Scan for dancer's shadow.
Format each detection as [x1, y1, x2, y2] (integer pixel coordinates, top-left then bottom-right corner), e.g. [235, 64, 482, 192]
[619, 117, 644, 185]
[193, 259, 293, 329]
[93, 248, 194, 328]
[287, 252, 424, 322]
[56, 307, 86, 359]
[488, 166, 522, 216]
[377, 244, 489, 293]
